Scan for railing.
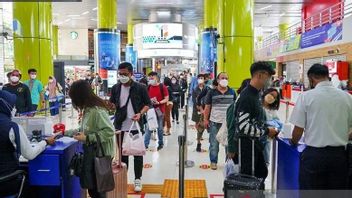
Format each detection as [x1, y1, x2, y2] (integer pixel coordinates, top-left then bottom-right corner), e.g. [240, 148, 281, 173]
[256, 1, 352, 50]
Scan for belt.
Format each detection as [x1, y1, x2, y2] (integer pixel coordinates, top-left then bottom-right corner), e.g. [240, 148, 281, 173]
[306, 145, 346, 151]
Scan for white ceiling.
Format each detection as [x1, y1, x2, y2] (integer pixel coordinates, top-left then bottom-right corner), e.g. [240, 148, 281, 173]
[53, 0, 306, 35]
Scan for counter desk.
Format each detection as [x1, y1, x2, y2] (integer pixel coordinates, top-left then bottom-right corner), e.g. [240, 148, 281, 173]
[20, 137, 82, 198]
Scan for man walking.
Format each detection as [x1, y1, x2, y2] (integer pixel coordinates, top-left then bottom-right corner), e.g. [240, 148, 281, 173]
[290, 64, 352, 192]
[24, 68, 44, 112]
[144, 72, 169, 151]
[110, 62, 151, 192]
[203, 72, 236, 170]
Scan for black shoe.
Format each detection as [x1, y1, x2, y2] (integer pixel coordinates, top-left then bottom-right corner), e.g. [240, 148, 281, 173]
[176, 121, 180, 124]
[157, 145, 164, 151]
[196, 143, 201, 152]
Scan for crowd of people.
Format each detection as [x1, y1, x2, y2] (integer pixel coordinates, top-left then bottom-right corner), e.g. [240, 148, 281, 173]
[0, 61, 351, 198]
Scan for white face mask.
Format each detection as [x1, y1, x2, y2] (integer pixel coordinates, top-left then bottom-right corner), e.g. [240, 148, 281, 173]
[172, 80, 177, 84]
[48, 79, 54, 83]
[10, 76, 19, 83]
[119, 76, 130, 84]
[30, 74, 37, 79]
[219, 79, 228, 87]
[197, 79, 204, 84]
[148, 79, 157, 85]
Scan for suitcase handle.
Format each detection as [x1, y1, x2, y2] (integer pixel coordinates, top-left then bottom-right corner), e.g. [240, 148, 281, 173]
[238, 138, 255, 176]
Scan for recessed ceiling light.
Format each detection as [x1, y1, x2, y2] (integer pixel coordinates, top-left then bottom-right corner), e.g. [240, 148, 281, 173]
[92, 7, 97, 11]
[81, 11, 89, 15]
[260, 5, 272, 10]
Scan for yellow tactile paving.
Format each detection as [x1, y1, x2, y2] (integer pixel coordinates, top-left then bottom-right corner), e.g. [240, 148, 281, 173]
[161, 179, 208, 198]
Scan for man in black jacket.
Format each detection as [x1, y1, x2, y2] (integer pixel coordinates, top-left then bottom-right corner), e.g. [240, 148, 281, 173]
[228, 62, 279, 187]
[109, 62, 151, 192]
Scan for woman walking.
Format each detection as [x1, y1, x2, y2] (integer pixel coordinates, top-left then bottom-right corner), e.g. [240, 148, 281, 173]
[169, 76, 181, 124]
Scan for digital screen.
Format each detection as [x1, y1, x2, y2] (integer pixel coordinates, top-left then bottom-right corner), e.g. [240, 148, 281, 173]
[142, 23, 183, 49]
[107, 70, 117, 88]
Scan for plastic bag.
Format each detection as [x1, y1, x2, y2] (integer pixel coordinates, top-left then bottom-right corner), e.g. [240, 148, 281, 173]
[223, 159, 239, 178]
[122, 122, 146, 156]
[267, 119, 283, 131]
[147, 108, 158, 131]
[216, 120, 228, 146]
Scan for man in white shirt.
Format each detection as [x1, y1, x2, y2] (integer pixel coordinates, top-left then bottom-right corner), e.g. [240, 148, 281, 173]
[290, 63, 352, 190]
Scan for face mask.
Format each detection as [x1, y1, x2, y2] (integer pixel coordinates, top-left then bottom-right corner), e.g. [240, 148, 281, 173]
[180, 76, 184, 79]
[119, 75, 130, 84]
[172, 80, 177, 84]
[10, 76, 19, 83]
[219, 79, 228, 87]
[30, 74, 36, 79]
[264, 94, 276, 104]
[87, 76, 91, 80]
[148, 79, 157, 85]
[197, 79, 204, 84]
[48, 79, 54, 83]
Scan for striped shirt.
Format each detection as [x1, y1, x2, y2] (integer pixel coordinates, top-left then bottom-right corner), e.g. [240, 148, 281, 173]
[204, 88, 236, 123]
[234, 85, 268, 138]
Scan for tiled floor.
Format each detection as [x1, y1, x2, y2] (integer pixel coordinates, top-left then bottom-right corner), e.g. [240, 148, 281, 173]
[62, 104, 282, 198]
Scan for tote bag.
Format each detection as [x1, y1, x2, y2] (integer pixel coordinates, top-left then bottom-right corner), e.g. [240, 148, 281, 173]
[146, 108, 158, 131]
[122, 122, 146, 156]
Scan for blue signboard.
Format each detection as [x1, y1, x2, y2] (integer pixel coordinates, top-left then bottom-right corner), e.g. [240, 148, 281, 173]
[133, 72, 144, 81]
[125, 45, 137, 72]
[200, 31, 217, 74]
[301, 20, 342, 49]
[98, 32, 120, 70]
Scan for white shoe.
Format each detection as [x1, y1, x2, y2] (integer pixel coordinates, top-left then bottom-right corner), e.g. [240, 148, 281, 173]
[134, 179, 142, 192]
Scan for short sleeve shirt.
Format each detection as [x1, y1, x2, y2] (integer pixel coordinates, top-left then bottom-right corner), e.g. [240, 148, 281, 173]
[24, 79, 43, 105]
[119, 86, 136, 131]
[148, 84, 169, 113]
[290, 81, 352, 147]
[204, 88, 236, 123]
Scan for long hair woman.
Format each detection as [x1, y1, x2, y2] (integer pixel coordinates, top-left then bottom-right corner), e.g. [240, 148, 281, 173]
[62, 80, 115, 198]
[45, 76, 63, 116]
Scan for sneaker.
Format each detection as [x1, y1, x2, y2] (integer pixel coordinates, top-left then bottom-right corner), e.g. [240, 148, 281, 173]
[176, 121, 180, 124]
[196, 143, 201, 152]
[134, 179, 142, 192]
[172, 120, 175, 122]
[157, 145, 164, 151]
[210, 163, 217, 170]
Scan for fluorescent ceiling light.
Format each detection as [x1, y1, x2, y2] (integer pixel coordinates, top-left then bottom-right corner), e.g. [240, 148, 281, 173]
[157, 11, 171, 16]
[68, 14, 80, 17]
[81, 11, 89, 15]
[280, 12, 286, 17]
[92, 7, 97, 11]
[117, 21, 122, 24]
[53, 13, 59, 16]
[91, 18, 98, 21]
[260, 5, 272, 10]
[64, 18, 71, 22]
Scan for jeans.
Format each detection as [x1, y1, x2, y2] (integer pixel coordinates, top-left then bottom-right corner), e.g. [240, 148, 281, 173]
[118, 131, 143, 180]
[259, 135, 270, 165]
[144, 113, 164, 147]
[208, 121, 222, 164]
[299, 146, 348, 190]
[49, 100, 59, 116]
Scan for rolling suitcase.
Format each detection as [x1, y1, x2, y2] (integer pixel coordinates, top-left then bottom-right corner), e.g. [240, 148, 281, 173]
[107, 131, 128, 198]
[224, 137, 264, 198]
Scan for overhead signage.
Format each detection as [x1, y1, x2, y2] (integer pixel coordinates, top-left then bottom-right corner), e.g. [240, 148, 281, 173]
[200, 31, 217, 74]
[142, 23, 183, 49]
[301, 20, 342, 49]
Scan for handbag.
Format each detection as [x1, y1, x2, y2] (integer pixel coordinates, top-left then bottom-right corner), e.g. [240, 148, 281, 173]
[69, 151, 83, 177]
[122, 122, 146, 156]
[94, 134, 115, 193]
[114, 93, 131, 129]
[147, 108, 158, 131]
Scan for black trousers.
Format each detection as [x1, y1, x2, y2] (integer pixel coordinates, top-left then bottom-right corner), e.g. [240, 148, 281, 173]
[180, 93, 185, 108]
[299, 146, 348, 190]
[118, 131, 143, 180]
[88, 189, 106, 198]
[172, 102, 179, 121]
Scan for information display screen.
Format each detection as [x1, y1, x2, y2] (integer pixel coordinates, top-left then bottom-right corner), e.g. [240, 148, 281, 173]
[142, 23, 183, 49]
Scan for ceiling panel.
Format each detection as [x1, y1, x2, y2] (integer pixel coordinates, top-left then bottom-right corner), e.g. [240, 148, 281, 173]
[53, 0, 305, 34]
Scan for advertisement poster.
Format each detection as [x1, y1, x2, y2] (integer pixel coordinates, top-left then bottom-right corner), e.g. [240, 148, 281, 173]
[107, 70, 117, 88]
[200, 31, 217, 75]
[142, 23, 183, 49]
[301, 20, 342, 49]
[125, 45, 137, 72]
[280, 35, 301, 53]
[98, 32, 120, 70]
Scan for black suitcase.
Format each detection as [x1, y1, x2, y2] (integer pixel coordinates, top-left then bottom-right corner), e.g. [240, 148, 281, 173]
[224, 138, 264, 198]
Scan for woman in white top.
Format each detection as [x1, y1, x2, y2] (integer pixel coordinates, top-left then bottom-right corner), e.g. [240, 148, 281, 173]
[45, 76, 63, 116]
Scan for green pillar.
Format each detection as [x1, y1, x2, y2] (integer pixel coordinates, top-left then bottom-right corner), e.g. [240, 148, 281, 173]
[13, 2, 53, 83]
[127, 24, 134, 45]
[52, 25, 59, 59]
[204, 0, 218, 29]
[222, 0, 254, 88]
[98, 0, 117, 29]
[216, 0, 224, 73]
[279, 23, 289, 40]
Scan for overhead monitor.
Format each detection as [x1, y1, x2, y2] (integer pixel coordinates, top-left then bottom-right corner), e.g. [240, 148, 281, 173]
[142, 23, 183, 49]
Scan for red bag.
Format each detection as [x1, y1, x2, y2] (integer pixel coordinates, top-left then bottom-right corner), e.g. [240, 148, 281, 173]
[107, 131, 128, 198]
[53, 123, 65, 134]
